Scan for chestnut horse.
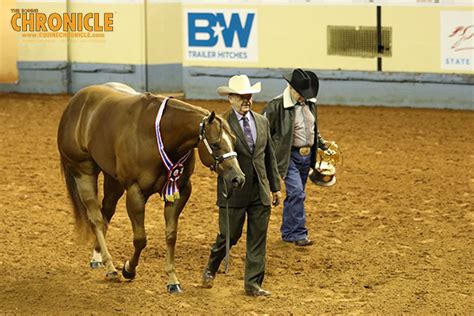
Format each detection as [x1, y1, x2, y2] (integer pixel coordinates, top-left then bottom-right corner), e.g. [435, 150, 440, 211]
[57, 82, 245, 293]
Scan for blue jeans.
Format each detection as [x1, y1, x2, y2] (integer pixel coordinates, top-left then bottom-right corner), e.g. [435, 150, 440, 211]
[281, 148, 312, 241]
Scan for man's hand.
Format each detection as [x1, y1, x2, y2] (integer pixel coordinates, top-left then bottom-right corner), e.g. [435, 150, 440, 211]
[272, 191, 282, 207]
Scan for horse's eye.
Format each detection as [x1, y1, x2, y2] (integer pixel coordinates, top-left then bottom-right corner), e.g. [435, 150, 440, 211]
[210, 143, 220, 150]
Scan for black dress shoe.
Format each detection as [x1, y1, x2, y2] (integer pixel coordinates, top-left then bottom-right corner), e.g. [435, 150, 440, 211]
[202, 267, 216, 288]
[245, 286, 271, 297]
[294, 238, 313, 246]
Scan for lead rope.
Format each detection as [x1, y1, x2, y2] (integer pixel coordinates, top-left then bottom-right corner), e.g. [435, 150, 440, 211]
[223, 181, 231, 274]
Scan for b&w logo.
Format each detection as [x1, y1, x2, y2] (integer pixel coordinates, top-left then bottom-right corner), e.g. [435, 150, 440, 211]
[185, 9, 258, 62]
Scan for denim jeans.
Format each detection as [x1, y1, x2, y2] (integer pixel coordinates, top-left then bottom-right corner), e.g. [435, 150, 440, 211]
[281, 148, 312, 241]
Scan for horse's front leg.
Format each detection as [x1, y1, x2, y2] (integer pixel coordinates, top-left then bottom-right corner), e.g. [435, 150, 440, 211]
[122, 183, 147, 280]
[164, 181, 192, 294]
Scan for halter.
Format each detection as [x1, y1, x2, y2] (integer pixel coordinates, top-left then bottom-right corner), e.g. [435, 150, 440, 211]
[199, 115, 238, 172]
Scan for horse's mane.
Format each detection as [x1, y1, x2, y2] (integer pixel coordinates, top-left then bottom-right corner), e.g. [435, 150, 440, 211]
[156, 95, 236, 141]
[163, 96, 209, 115]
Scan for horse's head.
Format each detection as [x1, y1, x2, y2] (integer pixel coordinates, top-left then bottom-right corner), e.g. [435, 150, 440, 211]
[197, 111, 245, 198]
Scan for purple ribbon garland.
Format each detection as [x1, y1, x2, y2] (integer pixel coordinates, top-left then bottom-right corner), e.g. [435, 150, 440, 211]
[155, 97, 191, 202]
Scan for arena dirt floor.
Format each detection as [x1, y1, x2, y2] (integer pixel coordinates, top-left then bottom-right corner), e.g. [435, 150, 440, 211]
[0, 92, 472, 314]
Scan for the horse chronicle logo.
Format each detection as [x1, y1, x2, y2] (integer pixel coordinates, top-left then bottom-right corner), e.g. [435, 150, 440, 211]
[185, 9, 258, 62]
[10, 9, 113, 38]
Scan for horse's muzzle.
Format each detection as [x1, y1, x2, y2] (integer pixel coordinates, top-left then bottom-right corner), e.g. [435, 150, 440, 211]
[222, 173, 245, 199]
[231, 175, 245, 190]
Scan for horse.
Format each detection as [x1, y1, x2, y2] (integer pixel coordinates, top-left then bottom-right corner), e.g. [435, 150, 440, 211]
[57, 82, 245, 293]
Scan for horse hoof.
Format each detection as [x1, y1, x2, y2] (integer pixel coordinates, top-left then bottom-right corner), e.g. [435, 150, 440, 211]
[105, 271, 120, 280]
[122, 264, 136, 280]
[167, 284, 183, 294]
[90, 261, 103, 269]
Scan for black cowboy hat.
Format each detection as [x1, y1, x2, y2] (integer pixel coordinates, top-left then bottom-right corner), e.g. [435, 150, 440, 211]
[283, 68, 319, 100]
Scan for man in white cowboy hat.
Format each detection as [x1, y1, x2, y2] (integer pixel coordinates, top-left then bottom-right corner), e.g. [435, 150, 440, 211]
[202, 74, 281, 297]
[262, 69, 331, 247]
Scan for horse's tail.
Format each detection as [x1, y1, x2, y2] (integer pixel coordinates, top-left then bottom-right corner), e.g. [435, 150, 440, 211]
[60, 156, 94, 240]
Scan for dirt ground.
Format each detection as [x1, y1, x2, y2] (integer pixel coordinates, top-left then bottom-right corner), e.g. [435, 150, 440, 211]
[0, 93, 472, 314]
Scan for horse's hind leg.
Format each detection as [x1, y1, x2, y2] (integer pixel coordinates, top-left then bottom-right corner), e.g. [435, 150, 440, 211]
[91, 174, 124, 269]
[121, 183, 147, 280]
[74, 168, 119, 279]
[164, 180, 192, 293]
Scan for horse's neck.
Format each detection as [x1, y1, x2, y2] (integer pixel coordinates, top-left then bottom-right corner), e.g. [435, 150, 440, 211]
[160, 100, 205, 160]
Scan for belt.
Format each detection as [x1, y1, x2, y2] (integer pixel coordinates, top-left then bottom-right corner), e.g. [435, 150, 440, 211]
[293, 146, 311, 156]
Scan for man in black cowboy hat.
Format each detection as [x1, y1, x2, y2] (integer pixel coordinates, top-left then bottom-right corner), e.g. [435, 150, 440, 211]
[262, 69, 330, 247]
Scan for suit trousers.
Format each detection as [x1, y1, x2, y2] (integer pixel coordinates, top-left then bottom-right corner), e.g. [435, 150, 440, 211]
[281, 148, 312, 241]
[207, 179, 271, 289]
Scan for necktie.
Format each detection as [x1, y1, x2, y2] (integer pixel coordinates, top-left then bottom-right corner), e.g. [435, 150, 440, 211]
[242, 116, 255, 152]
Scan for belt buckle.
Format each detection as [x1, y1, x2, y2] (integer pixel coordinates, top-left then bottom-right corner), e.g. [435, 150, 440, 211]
[299, 146, 311, 156]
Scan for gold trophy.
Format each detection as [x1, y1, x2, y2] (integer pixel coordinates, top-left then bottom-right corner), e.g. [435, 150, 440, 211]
[309, 141, 341, 187]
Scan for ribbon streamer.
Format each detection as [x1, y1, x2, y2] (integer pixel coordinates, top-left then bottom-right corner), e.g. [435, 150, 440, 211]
[155, 97, 191, 202]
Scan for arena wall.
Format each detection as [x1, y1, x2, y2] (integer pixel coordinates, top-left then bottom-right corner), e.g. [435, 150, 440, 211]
[0, 0, 472, 109]
[181, 1, 473, 109]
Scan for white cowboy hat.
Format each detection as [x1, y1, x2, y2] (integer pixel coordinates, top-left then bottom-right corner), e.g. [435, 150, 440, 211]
[217, 75, 261, 96]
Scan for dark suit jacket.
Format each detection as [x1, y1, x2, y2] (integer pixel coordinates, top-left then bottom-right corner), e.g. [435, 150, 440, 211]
[217, 109, 281, 208]
[263, 96, 327, 178]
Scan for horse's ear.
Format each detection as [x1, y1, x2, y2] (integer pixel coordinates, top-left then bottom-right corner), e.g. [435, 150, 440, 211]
[208, 111, 216, 124]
